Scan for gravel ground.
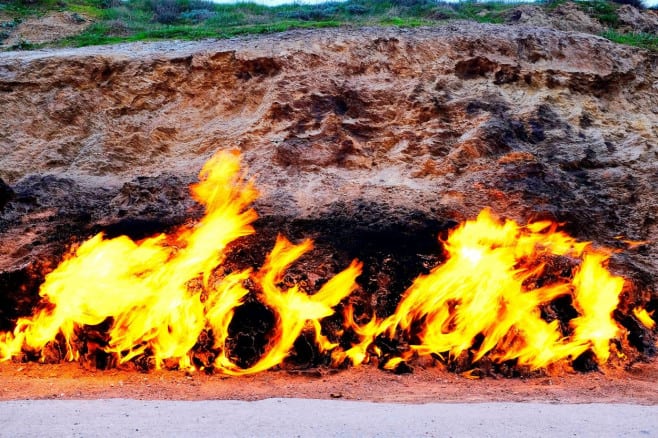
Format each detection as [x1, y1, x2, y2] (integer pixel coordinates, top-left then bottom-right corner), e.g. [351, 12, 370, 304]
[1, 399, 657, 437]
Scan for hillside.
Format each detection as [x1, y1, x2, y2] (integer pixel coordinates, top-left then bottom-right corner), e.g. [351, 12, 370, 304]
[1, 0, 657, 50]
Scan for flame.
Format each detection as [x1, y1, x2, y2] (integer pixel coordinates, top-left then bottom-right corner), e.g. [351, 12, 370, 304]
[332, 210, 626, 371]
[0, 151, 642, 374]
[633, 307, 656, 330]
[214, 236, 361, 375]
[614, 236, 649, 249]
[0, 151, 361, 373]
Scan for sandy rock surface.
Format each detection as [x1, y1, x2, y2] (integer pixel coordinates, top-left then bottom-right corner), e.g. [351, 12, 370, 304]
[0, 12, 92, 48]
[0, 25, 656, 357]
[616, 5, 658, 34]
[1, 360, 658, 404]
[503, 3, 604, 34]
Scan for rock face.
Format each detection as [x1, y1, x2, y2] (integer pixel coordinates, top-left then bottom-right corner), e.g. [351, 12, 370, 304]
[616, 5, 658, 34]
[0, 25, 656, 322]
[503, 3, 604, 34]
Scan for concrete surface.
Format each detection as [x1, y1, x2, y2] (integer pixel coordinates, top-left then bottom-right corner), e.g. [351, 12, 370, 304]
[0, 399, 656, 437]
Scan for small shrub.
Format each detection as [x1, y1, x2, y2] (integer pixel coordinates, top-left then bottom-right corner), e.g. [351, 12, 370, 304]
[180, 8, 214, 23]
[0, 20, 19, 29]
[10, 38, 33, 50]
[428, 7, 453, 20]
[187, 0, 214, 10]
[69, 12, 86, 23]
[100, 0, 123, 8]
[207, 10, 245, 26]
[345, 4, 369, 15]
[392, 0, 434, 6]
[0, 30, 10, 41]
[105, 18, 130, 35]
[150, 0, 181, 24]
[317, 5, 339, 17]
[278, 5, 338, 21]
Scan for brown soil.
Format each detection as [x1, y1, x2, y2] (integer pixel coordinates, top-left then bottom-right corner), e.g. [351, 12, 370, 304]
[1, 361, 657, 404]
[1, 12, 92, 48]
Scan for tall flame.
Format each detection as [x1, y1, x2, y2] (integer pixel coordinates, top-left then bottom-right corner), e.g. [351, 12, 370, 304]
[0, 151, 646, 374]
[332, 210, 627, 371]
[0, 151, 361, 372]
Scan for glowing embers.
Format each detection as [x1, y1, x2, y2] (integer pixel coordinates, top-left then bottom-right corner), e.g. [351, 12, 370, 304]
[0, 151, 647, 375]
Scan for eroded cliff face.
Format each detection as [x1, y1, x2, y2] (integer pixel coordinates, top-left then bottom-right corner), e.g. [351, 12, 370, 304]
[0, 25, 656, 331]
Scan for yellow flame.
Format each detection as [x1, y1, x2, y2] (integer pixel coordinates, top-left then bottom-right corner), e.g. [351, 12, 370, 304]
[333, 210, 625, 371]
[633, 307, 656, 330]
[0, 153, 636, 374]
[332, 305, 381, 366]
[0, 151, 360, 373]
[214, 236, 361, 375]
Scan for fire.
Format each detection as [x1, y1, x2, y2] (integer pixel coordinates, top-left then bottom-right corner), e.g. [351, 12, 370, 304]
[633, 308, 656, 330]
[0, 151, 261, 369]
[334, 211, 627, 371]
[214, 236, 361, 375]
[0, 151, 648, 375]
[0, 151, 362, 373]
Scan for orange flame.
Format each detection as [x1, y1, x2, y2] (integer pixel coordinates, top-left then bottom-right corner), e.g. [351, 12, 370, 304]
[332, 210, 626, 371]
[0, 151, 643, 374]
[633, 307, 656, 330]
[0, 151, 361, 373]
[214, 236, 361, 375]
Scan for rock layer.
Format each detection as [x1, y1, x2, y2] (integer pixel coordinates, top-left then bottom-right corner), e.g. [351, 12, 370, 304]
[0, 25, 656, 327]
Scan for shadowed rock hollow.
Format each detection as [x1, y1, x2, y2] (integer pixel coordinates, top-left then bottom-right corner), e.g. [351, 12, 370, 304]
[0, 25, 656, 348]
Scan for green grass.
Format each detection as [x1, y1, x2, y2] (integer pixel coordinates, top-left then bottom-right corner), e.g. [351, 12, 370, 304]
[602, 29, 658, 50]
[1, 0, 657, 51]
[54, 18, 343, 47]
[451, 1, 513, 24]
[0, 0, 498, 48]
[378, 16, 433, 27]
[577, 0, 619, 26]
[1, 0, 104, 18]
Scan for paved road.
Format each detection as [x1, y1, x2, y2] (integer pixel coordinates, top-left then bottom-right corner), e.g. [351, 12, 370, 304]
[1, 399, 656, 437]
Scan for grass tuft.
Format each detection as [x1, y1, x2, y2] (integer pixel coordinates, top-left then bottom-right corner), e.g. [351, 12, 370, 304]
[601, 29, 658, 50]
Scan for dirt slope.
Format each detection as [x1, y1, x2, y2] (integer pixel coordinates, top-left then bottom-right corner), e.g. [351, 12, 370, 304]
[1, 12, 92, 49]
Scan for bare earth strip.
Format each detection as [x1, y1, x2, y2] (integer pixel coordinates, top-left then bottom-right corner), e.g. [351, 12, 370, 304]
[0, 361, 657, 404]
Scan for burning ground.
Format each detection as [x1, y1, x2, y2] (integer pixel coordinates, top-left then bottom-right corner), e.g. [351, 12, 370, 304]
[0, 24, 657, 391]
